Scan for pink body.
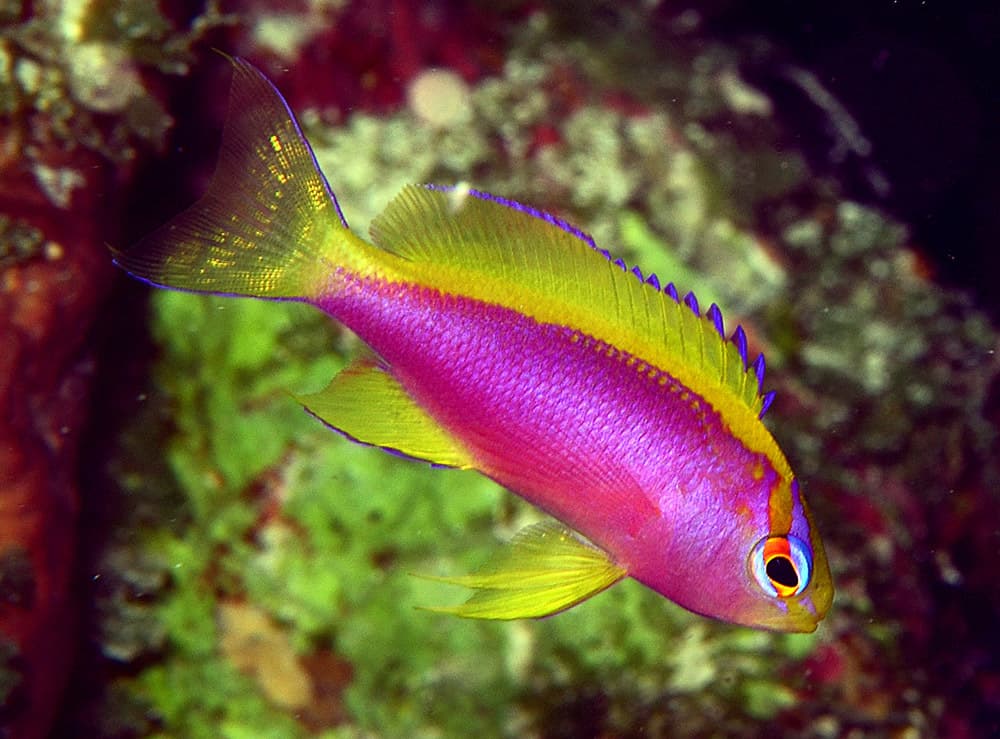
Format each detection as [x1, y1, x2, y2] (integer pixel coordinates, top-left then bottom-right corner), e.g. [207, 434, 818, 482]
[320, 276, 779, 614]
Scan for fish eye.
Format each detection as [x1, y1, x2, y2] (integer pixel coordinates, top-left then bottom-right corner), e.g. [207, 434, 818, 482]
[749, 535, 812, 598]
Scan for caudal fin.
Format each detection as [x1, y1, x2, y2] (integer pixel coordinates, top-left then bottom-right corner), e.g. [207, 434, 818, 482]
[112, 58, 348, 300]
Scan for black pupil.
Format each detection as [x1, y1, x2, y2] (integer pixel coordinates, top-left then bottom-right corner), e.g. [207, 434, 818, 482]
[766, 556, 799, 589]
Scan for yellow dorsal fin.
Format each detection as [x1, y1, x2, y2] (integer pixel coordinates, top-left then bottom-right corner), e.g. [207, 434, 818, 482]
[295, 353, 474, 469]
[418, 521, 626, 619]
[370, 186, 774, 446]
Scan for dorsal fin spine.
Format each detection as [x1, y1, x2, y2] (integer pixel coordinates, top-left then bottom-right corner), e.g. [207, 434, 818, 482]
[752, 354, 766, 394]
[597, 251, 771, 419]
[706, 303, 726, 387]
[707, 303, 724, 338]
[760, 391, 776, 418]
[732, 326, 749, 370]
[684, 291, 701, 317]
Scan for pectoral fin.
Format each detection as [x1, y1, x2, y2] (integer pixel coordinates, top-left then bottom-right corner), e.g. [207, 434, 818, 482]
[420, 522, 627, 619]
[297, 354, 474, 469]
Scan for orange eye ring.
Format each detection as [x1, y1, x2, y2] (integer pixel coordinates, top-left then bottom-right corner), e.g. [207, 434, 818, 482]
[749, 535, 812, 598]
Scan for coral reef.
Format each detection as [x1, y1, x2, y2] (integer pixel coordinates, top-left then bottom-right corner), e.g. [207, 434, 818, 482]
[17, 1, 997, 737]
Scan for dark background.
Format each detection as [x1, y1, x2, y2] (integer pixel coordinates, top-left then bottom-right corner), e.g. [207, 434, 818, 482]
[706, 0, 999, 317]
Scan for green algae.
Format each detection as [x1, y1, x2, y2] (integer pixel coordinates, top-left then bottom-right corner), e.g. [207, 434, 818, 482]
[98, 290, 514, 736]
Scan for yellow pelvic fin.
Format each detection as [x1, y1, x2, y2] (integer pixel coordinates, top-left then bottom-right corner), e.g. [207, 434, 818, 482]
[112, 58, 352, 300]
[419, 521, 627, 619]
[296, 354, 474, 469]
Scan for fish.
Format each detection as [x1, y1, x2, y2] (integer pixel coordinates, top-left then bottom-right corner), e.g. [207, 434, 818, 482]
[112, 58, 833, 632]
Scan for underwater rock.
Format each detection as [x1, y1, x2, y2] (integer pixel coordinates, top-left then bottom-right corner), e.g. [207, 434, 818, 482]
[218, 600, 313, 709]
[0, 2, 228, 734]
[0, 156, 110, 738]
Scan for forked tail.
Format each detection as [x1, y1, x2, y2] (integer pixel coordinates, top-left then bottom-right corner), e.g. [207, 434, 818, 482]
[112, 58, 352, 301]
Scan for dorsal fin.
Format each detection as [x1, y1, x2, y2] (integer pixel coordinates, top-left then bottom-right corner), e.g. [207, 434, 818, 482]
[370, 186, 779, 454]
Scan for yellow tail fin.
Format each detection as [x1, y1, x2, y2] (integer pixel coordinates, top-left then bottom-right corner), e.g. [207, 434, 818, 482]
[112, 58, 349, 300]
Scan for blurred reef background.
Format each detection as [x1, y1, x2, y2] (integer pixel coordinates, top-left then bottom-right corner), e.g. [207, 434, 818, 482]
[0, 1, 998, 737]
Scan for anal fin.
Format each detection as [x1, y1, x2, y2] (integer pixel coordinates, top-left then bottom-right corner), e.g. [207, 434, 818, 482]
[419, 522, 627, 619]
[297, 355, 473, 469]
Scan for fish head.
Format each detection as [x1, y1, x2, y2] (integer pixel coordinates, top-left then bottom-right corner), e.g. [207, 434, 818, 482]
[631, 477, 833, 632]
[737, 526, 833, 631]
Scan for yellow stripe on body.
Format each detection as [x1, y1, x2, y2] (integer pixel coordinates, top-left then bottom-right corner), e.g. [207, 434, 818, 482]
[361, 186, 793, 482]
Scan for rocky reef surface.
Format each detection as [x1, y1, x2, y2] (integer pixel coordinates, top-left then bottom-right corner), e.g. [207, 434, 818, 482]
[1, 2, 996, 737]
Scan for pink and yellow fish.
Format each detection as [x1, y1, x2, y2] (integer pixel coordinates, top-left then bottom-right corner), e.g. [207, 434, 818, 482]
[113, 59, 833, 632]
